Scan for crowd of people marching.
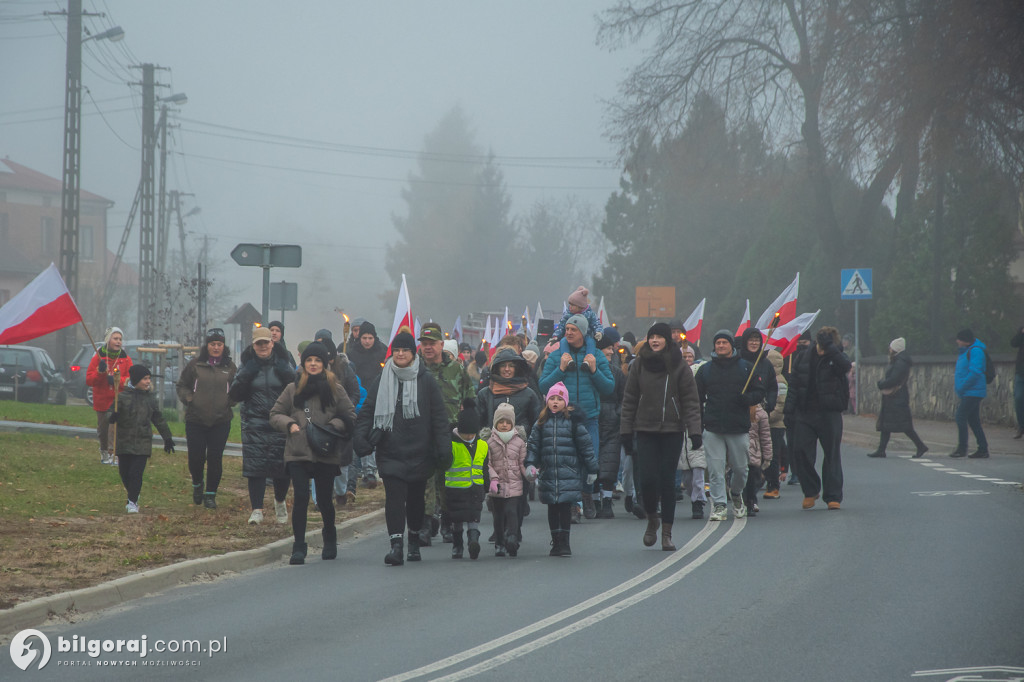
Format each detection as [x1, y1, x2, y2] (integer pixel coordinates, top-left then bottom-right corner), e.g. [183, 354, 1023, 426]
[89, 285, 1003, 566]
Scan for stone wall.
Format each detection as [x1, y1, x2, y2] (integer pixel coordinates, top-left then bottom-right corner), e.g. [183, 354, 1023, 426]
[855, 354, 1017, 426]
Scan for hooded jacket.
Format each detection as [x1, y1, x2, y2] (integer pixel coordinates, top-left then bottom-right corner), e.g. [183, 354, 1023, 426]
[694, 334, 765, 435]
[955, 339, 987, 399]
[876, 351, 914, 433]
[739, 327, 779, 414]
[785, 336, 853, 415]
[524, 410, 598, 505]
[230, 348, 296, 478]
[747, 405, 773, 468]
[348, 336, 388, 387]
[487, 428, 528, 498]
[475, 348, 542, 437]
[107, 386, 173, 457]
[177, 350, 237, 427]
[86, 346, 133, 412]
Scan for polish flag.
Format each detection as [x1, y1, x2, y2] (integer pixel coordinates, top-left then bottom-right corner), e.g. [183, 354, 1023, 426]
[762, 309, 820, 357]
[451, 316, 463, 343]
[521, 306, 532, 338]
[596, 296, 610, 329]
[683, 298, 705, 347]
[501, 306, 510, 340]
[386, 274, 413, 355]
[735, 299, 750, 337]
[482, 316, 492, 350]
[755, 274, 799, 329]
[413, 316, 422, 340]
[0, 263, 82, 345]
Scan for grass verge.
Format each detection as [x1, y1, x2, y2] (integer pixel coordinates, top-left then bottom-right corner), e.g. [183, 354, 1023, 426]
[0, 433, 383, 609]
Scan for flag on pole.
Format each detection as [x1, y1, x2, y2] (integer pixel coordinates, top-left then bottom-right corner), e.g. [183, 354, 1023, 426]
[683, 298, 705, 347]
[534, 301, 544, 328]
[413, 316, 422, 340]
[755, 273, 799, 329]
[761, 309, 820, 357]
[387, 274, 413, 354]
[596, 296, 610, 329]
[482, 316, 492, 349]
[521, 306, 532, 338]
[451, 316, 463, 343]
[735, 299, 751, 337]
[501, 306, 510, 338]
[0, 263, 82, 345]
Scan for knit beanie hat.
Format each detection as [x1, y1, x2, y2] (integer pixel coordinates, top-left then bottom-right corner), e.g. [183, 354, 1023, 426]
[301, 341, 330, 367]
[129, 364, 150, 385]
[104, 326, 124, 345]
[647, 322, 672, 341]
[359, 321, 377, 338]
[493, 402, 516, 429]
[568, 286, 589, 309]
[890, 337, 906, 354]
[546, 382, 569, 404]
[669, 319, 685, 332]
[205, 328, 225, 344]
[457, 398, 480, 435]
[522, 349, 538, 365]
[390, 331, 417, 353]
[622, 331, 637, 345]
[713, 329, 735, 346]
[268, 320, 284, 334]
[565, 314, 589, 337]
[474, 349, 488, 365]
[956, 328, 975, 344]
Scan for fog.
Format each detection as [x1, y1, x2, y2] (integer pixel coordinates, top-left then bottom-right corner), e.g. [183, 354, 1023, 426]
[1, 1, 639, 343]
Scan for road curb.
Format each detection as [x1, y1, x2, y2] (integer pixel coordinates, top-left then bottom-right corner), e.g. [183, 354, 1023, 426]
[0, 508, 384, 637]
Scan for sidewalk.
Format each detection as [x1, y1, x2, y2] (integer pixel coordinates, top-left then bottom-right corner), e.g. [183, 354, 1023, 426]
[842, 412, 1022, 457]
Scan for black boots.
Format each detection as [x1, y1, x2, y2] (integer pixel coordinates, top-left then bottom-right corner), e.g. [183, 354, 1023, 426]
[467, 529, 481, 560]
[504, 530, 519, 557]
[691, 500, 704, 519]
[441, 519, 454, 544]
[322, 525, 337, 560]
[289, 542, 307, 565]
[582, 493, 597, 519]
[549, 530, 571, 557]
[385, 534, 404, 566]
[418, 516, 433, 547]
[451, 528, 464, 559]
[596, 496, 614, 519]
[203, 493, 217, 509]
[407, 530, 422, 562]
[192, 482, 203, 505]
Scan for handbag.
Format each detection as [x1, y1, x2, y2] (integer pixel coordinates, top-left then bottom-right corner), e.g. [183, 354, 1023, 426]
[304, 407, 343, 456]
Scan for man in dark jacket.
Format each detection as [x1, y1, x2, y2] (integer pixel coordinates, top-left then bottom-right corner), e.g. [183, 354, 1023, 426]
[348, 320, 387, 388]
[786, 326, 852, 510]
[739, 327, 778, 414]
[694, 330, 765, 521]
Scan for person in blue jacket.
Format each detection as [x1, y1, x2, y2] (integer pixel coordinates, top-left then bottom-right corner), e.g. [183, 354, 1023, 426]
[952, 328, 989, 458]
[538, 313, 614, 521]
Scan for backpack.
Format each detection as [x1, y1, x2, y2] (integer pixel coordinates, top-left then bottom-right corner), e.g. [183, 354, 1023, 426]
[969, 347, 996, 384]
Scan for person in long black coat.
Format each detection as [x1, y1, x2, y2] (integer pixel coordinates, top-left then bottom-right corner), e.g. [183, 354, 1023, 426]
[867, 337, 928, 458]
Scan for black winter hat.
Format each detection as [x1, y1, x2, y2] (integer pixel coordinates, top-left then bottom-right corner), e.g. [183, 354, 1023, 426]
[269, 320, 284, 334]
[956, 328, 975, 344]
[474, 350, 488, 365]
[313, 329, 338, 359]
[390, 331, 417, 353]
[596, 327, 621, 350]
[359, 321, 377, 338]
[669, 319, 685, 331]
[301, 342, 330, 367]
[713, 329, 736, 346]
[622, 331, 637, 345]
[129, 364, 151, 386]
[647, 322, 673, 342]
[457, 398, 480, 435]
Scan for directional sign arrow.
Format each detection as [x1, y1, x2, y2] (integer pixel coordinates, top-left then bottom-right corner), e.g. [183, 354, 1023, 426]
[230, 243, 264, 266]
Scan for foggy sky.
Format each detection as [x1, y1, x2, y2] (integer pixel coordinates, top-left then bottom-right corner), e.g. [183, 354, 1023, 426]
[0, 1, 640, 340]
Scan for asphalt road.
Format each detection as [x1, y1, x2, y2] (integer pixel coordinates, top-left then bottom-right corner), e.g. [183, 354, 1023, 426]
[3, 442, 1023, 681]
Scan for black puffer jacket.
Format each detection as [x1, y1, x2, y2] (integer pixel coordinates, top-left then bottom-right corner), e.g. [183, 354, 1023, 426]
[785, 344, 852, 415]
[876, 351, 914, 433]
[229, 351, 296, 478]
[354, 362, 450, 482]
[108, 387, 173, 457]
[694, 349, 765, 435]
[475, 348, 542, 437]
[348, 337, 387, 388]
[597, 356, 625, 483]
[739, 328, 779, 414]
[524, 411, 598, 505]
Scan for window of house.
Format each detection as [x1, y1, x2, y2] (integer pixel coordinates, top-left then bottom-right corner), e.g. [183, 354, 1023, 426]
[80, 224, 94, 261]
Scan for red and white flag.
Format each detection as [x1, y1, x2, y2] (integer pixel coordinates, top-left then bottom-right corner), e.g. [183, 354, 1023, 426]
[500, 306, 510, 340]
[482, 316, 492, 349]
[0, 263, 82, 345]
[596, 296, 610, 328]
[521, 306, 532, 338]
[762, 309, 820, 357]
[387, 274, 413, 355]
[735, 299, 750, 337]
[683, 298, 705, 346]
[755, 273, 799, 330]
[451, 316, 463, 343]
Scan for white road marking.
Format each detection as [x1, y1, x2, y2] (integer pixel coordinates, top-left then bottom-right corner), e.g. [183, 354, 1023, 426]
[383, 521, 740, 681]
[919, 463, 945, 467]
[993, 480, 1021, 485]
[959, 474, 988, 478]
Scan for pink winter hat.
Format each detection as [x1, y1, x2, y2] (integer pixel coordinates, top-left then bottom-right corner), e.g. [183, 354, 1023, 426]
[568, 286, 589, 309]
[546, 382, 569, 403]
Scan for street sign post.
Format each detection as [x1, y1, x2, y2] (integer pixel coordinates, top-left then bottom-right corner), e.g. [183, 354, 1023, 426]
[269, 281, 298, 323]
[840, 268, 873, 415]
[231, 243, 302, 324]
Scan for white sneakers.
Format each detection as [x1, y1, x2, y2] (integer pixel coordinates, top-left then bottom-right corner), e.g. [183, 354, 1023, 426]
[100, 451, 113, 465]
[709, 504, 728, 521]
[274, 500, 288, 524]
[732, 498, 747, 519]
[126, 501, 139, 514]
[248, 509, 263, 525]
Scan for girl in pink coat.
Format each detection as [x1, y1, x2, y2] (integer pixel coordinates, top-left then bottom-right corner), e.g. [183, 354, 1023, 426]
[486, 403, 528, 557]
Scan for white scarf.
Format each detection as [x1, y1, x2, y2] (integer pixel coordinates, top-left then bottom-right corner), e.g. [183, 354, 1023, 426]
[373, 356, 420, 431]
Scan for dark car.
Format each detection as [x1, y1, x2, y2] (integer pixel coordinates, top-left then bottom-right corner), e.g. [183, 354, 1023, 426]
[0, 345, 68, 404]
[65, 340, 181, 408]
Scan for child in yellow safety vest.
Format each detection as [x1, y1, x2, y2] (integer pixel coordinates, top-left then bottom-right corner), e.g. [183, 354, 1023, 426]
[446, 398, 488, 560]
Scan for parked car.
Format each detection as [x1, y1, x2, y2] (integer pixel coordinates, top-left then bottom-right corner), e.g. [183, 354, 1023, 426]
[65, 339, 182, 408]
[0, 345, 68, 404]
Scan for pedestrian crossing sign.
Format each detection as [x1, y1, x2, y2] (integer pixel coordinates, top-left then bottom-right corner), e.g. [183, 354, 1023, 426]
[840, 269, 872, 300]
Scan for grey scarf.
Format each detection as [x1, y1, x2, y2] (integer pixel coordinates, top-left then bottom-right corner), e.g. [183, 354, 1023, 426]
[373, 356, 420, 431]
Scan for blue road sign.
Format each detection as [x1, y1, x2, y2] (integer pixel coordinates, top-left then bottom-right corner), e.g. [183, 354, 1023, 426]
[841, 268, 872, 300]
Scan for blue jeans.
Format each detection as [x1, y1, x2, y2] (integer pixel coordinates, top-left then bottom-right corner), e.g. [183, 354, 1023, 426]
[1014, 374, 1024, 431]
[955, 396, 988, 452]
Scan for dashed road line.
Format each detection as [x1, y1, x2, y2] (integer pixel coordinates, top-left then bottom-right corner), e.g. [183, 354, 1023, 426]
[910, 457, 1019, 488]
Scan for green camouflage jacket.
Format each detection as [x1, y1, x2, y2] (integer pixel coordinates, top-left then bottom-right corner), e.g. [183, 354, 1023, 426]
[422, 351, 474, 425]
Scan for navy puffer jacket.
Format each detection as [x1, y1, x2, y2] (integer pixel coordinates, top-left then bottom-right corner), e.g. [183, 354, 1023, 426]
[524, 411, 598, 505]
[229, 352, 296, 478]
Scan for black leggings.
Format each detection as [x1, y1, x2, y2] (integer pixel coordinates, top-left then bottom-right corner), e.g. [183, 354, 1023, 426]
[635, 431, 685, 524]
[491, 496, 522, 544]
[382, 477, 427, 536]
[546, 502, 573, 532]
[288, 462, 335, 544]
[118, 454, 149, 503]
[186, 421, 231, 492]
[247, 476, 290, 509]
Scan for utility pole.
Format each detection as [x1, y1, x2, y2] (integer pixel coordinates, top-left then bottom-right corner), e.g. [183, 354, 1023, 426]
[138, 63, 156, 338]
[156, 105, 169, 274]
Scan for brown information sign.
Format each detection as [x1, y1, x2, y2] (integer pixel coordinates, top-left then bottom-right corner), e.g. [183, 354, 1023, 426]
[635, 287, 675, 318]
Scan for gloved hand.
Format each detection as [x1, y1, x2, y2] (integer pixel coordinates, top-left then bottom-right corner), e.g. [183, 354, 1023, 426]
[586, 473, 597, 486]
[526, 465, 539, 480]
[98, 359, 108, 373]
[163, 437, 175, 454]
[689, 434, 703, 451]
[488, 480, 498, 494]
[107, 412, 118, 424]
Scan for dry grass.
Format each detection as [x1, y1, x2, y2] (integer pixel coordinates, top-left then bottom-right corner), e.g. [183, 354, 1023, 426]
[0, 434, 383, 609]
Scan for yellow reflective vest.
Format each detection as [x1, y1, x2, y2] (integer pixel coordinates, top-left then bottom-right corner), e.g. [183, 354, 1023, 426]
[446, 438, 488, 488]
